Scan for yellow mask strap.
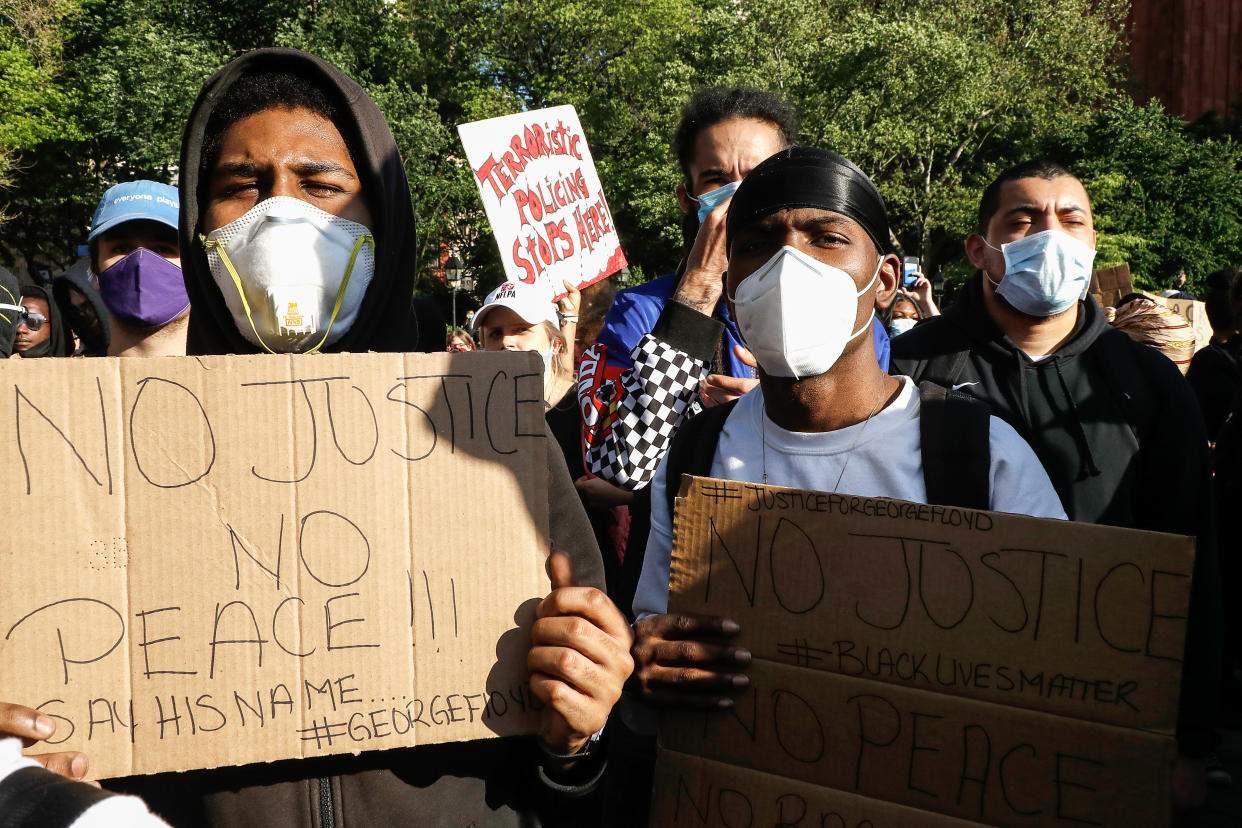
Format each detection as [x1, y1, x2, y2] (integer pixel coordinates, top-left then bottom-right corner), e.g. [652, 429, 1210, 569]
[201, 233, 374, 354]
[310, 234, 374, 353]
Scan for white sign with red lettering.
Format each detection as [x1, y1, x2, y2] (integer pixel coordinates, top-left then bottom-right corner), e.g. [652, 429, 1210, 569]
[458, 105, 627, 292]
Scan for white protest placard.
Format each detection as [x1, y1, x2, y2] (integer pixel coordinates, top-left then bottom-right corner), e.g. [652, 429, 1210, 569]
[457, 105, 627, 292]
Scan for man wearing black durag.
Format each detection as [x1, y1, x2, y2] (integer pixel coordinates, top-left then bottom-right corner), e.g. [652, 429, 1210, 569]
[631, 145, 1064, 697]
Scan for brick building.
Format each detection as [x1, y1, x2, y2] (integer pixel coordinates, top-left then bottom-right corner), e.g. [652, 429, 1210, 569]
[1127, 0, 1242, 120]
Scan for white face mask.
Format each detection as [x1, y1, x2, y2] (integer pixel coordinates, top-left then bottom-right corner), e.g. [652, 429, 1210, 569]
[201, 197, 375, 353]
[538, 346, 556, 376]
[984, 229, 1095, 317]
[729, 245, 880, 379]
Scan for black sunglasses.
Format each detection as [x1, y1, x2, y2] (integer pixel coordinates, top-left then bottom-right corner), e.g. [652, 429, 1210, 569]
[3, 302, 47, 332]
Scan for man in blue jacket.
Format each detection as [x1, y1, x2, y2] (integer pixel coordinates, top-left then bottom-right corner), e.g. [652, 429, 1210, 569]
[580, 87, 895, 498]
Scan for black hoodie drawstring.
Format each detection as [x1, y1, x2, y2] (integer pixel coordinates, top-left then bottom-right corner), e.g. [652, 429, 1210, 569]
[1052, 355, 1101, 479]
[1013, 350, 1034, 432]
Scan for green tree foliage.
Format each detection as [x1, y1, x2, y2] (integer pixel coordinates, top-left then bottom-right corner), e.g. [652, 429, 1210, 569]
[685, 0, 1131, 279]
[1, 0, 1239, 308]
[1, 0, 221, 268]
[1051, 99, 1242, 291]
[0, 0, 84, 227]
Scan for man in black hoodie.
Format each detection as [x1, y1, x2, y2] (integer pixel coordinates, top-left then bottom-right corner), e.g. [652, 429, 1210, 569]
[52, 260, 110, 357]
[12, 282, 73, 358]
[1, 48, 631, 827]
[891, 158, 1222, 809]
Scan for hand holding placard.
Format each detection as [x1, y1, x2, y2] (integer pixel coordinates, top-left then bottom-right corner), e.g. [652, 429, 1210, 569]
[0, 701, 88, 781]
[528, 552, 632, 756]
[629, 613, 750, 709]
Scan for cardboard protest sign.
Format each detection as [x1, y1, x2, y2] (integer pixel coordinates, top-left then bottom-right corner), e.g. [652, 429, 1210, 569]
[458, 105, 627, 292]
[659, 476, 1191, 826]
[653, 752, 985, 827]
[1090, 264, 1133, 309]
[0, 352, 552, 779]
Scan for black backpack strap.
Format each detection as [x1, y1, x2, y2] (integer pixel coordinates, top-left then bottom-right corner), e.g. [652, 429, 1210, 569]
[913, 349, 972, 388]
[919, 380, 991, 510]
[663, 400, 738, 518]
[0, 766, 114, 828]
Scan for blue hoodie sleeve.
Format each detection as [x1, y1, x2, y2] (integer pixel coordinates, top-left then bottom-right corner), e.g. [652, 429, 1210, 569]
[872, 317, 890, 372]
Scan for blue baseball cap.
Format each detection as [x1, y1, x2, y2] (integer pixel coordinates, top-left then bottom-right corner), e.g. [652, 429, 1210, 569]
[88, 180, 179, 242]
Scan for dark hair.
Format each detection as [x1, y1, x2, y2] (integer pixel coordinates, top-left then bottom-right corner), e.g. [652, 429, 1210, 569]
[672, 87, 799, 182]
[200, 69, 347, 188]
[893, 293, 922, 319]
[880, 291, 922, 326]
[1204, 268, 1237, 335]
[977, 159, 1077, 235]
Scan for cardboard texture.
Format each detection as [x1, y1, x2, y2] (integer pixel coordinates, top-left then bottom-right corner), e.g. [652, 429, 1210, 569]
[652, 751, 985, 827]
[1149, 294, 1213, 353]
[664, 476, 1189, 826]
[1090, 264, 1134, 309]
[659, 660, 1175, 827]
[0, 352, 552, 779]
[457, 105, 628, 292]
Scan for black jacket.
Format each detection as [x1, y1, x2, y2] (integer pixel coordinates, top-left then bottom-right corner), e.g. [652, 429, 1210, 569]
[179, 49, 422, 357]
[109, 48, 606, 828]
[1187, 336, 1242, 441]
[891, 273, 1222, 756]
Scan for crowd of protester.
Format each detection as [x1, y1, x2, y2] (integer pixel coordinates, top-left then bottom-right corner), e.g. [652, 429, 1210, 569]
[1, 46, 1239, 827]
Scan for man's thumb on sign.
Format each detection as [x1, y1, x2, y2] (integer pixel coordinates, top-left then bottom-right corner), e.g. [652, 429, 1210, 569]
[528, 552, 633, 757]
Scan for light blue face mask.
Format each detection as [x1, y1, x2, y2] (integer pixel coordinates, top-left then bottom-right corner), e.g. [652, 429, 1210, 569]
[888, 317, 917, 337]
[689, 181, 741, 225]
[984, 229, 1096, 317]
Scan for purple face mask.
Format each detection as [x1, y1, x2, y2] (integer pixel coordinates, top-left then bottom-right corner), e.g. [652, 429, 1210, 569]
[99, 248, 190, 328]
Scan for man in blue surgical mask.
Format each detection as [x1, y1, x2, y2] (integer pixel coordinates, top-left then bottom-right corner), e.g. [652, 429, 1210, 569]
[890, 159, 1223, 811]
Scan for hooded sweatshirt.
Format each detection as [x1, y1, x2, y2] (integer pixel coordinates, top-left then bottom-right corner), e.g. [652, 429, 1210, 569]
[891, 272, 1222, 756]
[107, 48, 608, 828]
[0, 265, 19, 357]
[53, 259, 111, 356]
[179, 48, 420, 357]
[14, 282, 73, 358]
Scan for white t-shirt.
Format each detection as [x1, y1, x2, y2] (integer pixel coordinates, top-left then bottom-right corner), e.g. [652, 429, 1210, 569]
[633, 377, 1067, 619]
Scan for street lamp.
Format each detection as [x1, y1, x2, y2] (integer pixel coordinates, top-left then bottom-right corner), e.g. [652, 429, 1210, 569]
[445, 254, 463, 327]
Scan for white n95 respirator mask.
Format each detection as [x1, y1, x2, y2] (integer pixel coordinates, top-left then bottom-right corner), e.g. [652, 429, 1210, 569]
[730, 245, 880, 380]
[201, 196, 375, 353]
